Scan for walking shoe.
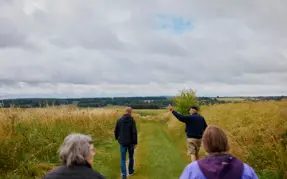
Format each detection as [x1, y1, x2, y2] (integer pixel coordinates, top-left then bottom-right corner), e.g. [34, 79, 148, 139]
[128, 171, 135, 176]
[122, 175, 127, 179]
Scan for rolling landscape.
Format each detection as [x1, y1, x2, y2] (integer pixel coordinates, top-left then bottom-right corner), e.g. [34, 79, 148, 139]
[0, 92, 286, 179]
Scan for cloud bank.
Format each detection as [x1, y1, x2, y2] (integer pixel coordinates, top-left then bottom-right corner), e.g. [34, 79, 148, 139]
[1, 0, 287, 98]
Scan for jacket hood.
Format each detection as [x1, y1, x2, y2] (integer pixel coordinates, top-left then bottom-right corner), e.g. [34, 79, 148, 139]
[121, 114, 133, 122]
[198, 154, 244, 179]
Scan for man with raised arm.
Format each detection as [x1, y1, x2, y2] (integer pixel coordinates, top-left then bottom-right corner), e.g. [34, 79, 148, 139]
[114, 107, 138, 179]
[168, 104, 207, 162]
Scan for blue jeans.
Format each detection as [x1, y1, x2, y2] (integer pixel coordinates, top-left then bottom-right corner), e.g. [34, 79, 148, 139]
[120, 144, 135, 176]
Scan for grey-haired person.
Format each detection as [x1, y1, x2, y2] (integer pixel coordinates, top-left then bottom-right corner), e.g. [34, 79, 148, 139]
[43, 133, 105, 179]
[168, 104, 207, 162]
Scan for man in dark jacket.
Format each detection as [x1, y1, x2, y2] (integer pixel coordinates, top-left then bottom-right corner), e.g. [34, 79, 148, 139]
[168, 104, 207, 162]
[114, 107, 138, 179]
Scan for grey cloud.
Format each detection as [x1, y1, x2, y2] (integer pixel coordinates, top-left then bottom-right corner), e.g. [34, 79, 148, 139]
[1, 0, 287, 97]
[0, 0, 11, 5]
[49, 29, 124, 50]
[0, 78, 57, 88]
[139, 37, 189, 57]
[0, 19, 29, 48]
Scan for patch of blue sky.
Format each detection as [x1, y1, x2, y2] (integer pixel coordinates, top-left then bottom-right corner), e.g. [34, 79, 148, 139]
[156, 14, 193, 34]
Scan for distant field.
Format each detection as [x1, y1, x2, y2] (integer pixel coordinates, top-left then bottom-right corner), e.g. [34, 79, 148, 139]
[1, 101, 286, 179]
[216, 97, 248, 101]
[103, 105, 166, 117]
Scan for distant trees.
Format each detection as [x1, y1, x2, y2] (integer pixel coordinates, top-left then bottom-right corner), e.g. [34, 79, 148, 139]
[0, 97, 172, 109]
[0, 95, 285, 109]
[130, 104, 160, 109]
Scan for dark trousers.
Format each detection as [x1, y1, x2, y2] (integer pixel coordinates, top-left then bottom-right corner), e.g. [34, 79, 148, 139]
[120, 144, 135, 176]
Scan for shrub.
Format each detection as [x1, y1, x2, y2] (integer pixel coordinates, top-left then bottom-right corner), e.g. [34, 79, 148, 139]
[173, 89, 199, 115]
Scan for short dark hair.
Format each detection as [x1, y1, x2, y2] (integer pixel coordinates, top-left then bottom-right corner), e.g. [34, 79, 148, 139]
[202, 125, 230, 153]
[189, 106, 199, 111]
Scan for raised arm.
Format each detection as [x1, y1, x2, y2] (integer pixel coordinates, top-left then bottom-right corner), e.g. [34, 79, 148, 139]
[168, 104, 190, 123]
[171, 110, 190, 123]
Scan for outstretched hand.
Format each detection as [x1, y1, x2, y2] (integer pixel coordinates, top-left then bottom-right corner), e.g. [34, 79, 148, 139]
[168, 104, 173, 112]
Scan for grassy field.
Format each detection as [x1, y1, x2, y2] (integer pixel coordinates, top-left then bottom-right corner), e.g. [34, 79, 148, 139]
[216, 97, 248, 101]
[0, 102, 286, 179]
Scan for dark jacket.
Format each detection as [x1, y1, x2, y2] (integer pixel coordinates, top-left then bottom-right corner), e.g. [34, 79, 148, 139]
[114, 114, 138, 146]
[172, 111, 207, 139]
[43, 163, 105, 179]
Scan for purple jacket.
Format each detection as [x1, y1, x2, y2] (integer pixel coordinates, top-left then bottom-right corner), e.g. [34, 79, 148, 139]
[180, 154, 258, 179]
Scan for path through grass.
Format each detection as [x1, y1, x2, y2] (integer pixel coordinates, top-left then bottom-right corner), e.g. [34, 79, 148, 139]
[96, 120, 189, 179]
[132, 121, 188, 179]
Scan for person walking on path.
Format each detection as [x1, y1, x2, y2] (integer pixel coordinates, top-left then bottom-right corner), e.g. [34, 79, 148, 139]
[114, 107, 138, 179]
[168, 104, 207, 162]
[180, 125, 258, 179]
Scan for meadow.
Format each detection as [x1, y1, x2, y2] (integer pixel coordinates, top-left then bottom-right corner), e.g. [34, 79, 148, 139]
[0, 101, 286, 179]
[216, 97, 247, 101]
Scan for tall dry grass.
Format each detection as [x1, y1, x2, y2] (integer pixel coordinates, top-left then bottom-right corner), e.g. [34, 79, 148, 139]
[0, 106, 119, 178]
[1, 102, 286, 178]
[167, 101, 287, 178]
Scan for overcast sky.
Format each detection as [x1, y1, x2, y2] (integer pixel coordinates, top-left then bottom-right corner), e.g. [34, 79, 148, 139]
[1, 0, 287, 98]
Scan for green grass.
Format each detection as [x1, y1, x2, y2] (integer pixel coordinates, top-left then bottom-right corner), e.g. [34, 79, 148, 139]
[93, 137, 121, 179]
[132, 121, 188, 179]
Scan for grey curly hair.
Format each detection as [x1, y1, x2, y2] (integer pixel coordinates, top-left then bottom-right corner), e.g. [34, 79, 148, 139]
[58, 133, 93, 167]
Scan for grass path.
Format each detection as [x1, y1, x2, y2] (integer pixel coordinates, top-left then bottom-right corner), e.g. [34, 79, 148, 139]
[131, 121, 188, 179]
[95, 120, 189, 179]
[93, 137, 122, 179]
[93, 119, 281, 179]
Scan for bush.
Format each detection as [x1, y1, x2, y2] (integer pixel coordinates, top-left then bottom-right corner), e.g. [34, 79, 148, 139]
[173, 89, 199, 115]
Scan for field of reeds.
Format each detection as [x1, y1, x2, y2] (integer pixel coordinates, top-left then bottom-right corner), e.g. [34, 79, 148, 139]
[0, 101, 286, 179]
[166, 101, 287, 179]
[0, 106, 123, 178]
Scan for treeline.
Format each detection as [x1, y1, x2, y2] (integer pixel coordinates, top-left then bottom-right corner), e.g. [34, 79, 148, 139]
[0, 96, 285, 109]
[0, 97, 172, 109]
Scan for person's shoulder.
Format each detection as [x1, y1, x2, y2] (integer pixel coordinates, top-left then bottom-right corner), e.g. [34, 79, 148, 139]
[76, 166, 106, 179]
[43, 165, 65, 178]
[88, 169, 106, 179]
[242, 163, 258, 179]
[180, 161, 205, 179]
[117, 115, 124, 122]
[187, 161, 199, 167]
[197, 114, 205, 120]
[185, 161, 202, 173]
[197, 113, 204, 117]
[191, 113, 203, 118]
